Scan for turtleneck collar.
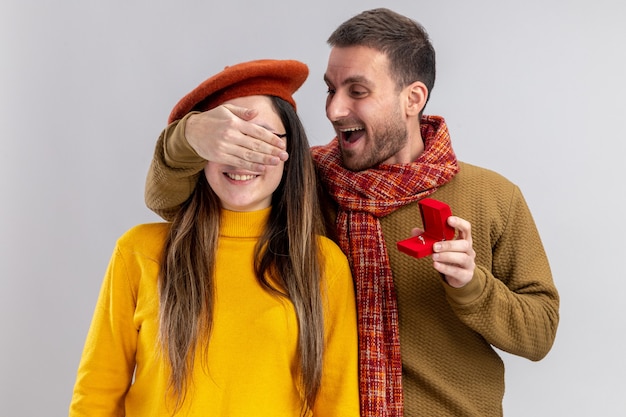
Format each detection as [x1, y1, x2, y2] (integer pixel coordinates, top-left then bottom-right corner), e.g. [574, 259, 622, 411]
[219, 207, 271, 238]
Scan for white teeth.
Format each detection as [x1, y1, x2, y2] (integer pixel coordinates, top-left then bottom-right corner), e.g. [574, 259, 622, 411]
[340, 127, 363, 132]
[226, 173, 256, 181]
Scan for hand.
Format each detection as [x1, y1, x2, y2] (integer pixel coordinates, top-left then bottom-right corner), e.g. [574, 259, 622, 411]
[431, 216, 476, 288]
[185, 104, 289, 172]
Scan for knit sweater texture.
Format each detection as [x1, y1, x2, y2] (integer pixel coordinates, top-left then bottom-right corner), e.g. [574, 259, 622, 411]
[70, 208, 360, 417]
[144, 115, 560, 416]
[381, 161, 559, 416]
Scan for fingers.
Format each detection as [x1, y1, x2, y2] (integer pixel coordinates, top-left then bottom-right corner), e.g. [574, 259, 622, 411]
[446, 216, 471, 241]
[236, 121, 288, 161]
[206, 151, 271, 173]
[431, 216, 476, 288]
[208, 128, 287, 172]
[225, 103, 288, 156]
[226, 103, 258, 121]
[184, 105, 290, 170]
[410, 227, 424, 237]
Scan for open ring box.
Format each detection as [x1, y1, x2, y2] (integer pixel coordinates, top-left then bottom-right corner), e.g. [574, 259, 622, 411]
[396, 198, 455, 258]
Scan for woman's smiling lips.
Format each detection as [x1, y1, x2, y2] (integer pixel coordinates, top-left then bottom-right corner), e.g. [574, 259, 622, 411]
[224, 172, 259, 182]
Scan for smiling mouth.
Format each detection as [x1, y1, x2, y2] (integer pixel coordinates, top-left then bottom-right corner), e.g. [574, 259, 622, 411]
[340, 127, 364, 143]
[225, 173, 258, 181]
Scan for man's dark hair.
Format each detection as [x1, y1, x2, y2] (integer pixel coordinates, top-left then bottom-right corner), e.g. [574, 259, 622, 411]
[328, 8, 436, 103]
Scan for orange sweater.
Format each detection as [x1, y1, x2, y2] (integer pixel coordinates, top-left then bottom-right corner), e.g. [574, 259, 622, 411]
[70, 208, 360, 417]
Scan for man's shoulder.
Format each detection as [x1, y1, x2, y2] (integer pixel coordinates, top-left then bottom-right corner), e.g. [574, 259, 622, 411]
[452, 161, 519, 193]
[456, 161, 513, 183]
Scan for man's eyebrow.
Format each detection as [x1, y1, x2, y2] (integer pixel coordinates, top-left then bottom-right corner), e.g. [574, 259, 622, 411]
[324, 74, 371, 87]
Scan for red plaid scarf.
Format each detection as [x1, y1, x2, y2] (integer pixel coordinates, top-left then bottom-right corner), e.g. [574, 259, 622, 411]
[311, 115, 459, 417]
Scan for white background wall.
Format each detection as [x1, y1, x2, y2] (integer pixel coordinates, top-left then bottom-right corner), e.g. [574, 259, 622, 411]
[2, 1, 625, 415]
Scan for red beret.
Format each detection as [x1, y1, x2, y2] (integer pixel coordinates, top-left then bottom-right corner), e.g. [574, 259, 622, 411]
[168, 59, 309, 124]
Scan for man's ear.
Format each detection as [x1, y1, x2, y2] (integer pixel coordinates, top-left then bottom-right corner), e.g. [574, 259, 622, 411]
[404, 81, 429, 116]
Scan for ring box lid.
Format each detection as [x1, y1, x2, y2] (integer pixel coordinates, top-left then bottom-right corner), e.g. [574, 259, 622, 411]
[396, 198, 455, 258]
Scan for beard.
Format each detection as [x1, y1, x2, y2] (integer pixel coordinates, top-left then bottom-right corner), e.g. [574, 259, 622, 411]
[340, 107, 408, 172]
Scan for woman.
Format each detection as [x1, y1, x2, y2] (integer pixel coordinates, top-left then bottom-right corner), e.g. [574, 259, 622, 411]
[69, 59, 360, 417]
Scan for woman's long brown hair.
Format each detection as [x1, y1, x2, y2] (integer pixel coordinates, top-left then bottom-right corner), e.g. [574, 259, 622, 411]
[158, 97, 326, 413]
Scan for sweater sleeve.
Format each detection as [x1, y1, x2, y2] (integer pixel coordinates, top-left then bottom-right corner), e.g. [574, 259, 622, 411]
[444, 186, 560, 361]
[69, 244, 139, 417]
[144, 112, 206, 221]
[312, 239, 361, 417]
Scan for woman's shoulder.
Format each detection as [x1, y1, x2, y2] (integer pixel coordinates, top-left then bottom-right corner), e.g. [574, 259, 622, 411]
[316, 235, 351, 276]
[317, 235, 346, 259]
[115, 222, 171, 259]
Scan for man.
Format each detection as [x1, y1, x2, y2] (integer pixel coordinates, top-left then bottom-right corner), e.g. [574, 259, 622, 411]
[144, 8, 559, 417]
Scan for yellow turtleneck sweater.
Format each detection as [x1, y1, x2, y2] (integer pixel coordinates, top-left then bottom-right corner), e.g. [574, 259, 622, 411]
[70, 208, 360, 417]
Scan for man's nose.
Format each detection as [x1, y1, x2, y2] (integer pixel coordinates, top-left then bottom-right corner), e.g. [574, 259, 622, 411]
[326, 92, 350, 121]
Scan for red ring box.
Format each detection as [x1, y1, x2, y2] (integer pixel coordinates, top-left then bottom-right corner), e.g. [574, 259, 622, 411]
[396, 198, 455, 258]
